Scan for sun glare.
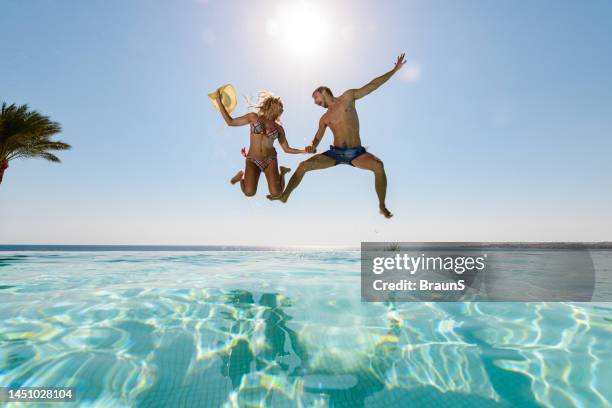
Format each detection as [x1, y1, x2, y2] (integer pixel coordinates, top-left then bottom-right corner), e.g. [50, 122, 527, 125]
[266, 2, 330, 59]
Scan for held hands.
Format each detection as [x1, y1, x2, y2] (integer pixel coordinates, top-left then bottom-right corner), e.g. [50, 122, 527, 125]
[393, 53, 406, 72]
[305, 144, 317, 154]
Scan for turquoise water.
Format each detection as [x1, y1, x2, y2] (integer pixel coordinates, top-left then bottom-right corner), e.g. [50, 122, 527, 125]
[0, 250, 610, 407]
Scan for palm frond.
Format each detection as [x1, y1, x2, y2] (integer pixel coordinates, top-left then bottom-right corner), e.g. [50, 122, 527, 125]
[39, 152, 61, 162]
[0, 102, 69, 164]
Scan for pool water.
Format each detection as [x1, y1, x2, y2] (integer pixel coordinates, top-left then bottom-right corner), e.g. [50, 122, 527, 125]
[0, 250, 610, 407]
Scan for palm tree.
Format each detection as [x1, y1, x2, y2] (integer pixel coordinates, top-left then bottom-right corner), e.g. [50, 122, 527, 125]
[0, 102, 71, 185]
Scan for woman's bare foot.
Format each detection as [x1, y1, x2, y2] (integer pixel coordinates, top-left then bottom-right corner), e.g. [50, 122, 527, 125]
[280, 166, 291, 175]
[267, 193, 287, 203]
[379, 204, 393, 219]
[230, 170, 244, 185]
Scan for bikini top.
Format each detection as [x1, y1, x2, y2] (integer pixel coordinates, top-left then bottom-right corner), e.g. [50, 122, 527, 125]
[250, 119, 279, 141]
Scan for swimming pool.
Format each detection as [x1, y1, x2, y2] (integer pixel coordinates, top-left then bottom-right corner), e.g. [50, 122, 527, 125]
[0, 250, 610, 407]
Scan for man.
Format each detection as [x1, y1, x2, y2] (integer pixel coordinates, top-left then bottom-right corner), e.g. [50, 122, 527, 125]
[269, 53, 406, 218]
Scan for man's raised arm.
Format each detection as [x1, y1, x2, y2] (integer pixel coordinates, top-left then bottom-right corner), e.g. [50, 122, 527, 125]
[349, 53, 406, 100]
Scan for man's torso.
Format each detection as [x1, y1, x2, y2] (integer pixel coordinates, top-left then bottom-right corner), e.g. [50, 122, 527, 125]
[322, 92, 361, 148]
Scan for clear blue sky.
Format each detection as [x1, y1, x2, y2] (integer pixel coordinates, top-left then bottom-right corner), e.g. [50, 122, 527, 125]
[1, 0, 611, 245]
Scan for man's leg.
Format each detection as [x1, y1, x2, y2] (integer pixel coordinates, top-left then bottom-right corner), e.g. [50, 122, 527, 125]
[351, 152, 393, 218]
[269, 154, 336, 202]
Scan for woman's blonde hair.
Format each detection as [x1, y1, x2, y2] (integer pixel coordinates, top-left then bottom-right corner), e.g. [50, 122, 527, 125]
[247, 91, 283, 124]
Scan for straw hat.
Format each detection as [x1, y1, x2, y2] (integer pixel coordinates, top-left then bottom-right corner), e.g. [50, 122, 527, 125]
[208, 84, 237, 114]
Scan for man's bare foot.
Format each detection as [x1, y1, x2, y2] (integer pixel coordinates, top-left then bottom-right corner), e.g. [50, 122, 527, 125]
[230, 170, 243, 185]
[379, 205, 393, 219]
[267, 193, 287, 203]
[280, 166, 291, 175]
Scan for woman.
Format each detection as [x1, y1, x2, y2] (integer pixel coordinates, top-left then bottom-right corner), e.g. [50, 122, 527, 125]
[215, 90, 304, 197]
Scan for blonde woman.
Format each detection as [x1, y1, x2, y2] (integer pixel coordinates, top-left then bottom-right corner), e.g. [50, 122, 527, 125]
[215, 90, 305, 197]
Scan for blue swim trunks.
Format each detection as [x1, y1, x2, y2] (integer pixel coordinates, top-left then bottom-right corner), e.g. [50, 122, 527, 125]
[322, 145, 367, 166]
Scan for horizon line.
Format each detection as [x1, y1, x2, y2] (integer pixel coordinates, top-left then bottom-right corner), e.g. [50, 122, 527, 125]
[1, 242, 612, 251]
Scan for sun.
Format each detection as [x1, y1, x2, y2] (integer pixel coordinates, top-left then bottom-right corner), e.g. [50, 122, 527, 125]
[266, 2, 331, 59]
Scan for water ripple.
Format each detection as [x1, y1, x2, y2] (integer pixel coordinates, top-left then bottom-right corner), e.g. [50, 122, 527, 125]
[0, 251, 610, 407]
